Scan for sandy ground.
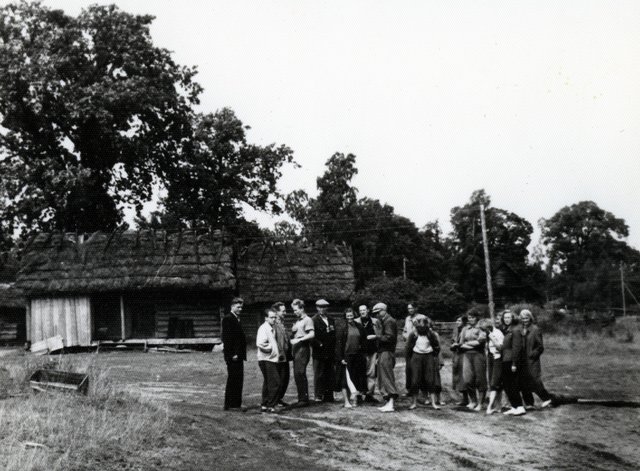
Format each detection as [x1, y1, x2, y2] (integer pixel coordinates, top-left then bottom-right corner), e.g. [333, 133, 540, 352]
[76, 343, 640, 471]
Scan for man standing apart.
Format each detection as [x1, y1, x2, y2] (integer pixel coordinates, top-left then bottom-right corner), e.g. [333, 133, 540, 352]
[272, 302, 292, 406]
[312, 299, 337, 402]
[256, 308, 281, 412]
[289, 299, 315, 405]
[222, 297, 247, 411]
[372, 303, 398, 412]
[355, 304, 382, 403]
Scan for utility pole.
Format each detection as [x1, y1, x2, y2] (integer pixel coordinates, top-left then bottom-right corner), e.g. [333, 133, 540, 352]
[479, 204, 495, 324]
[402, 256, 407, 280]
[620, 263, 626, 317]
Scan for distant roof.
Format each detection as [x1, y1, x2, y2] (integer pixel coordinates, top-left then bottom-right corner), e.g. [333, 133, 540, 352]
[0, 283, 25, 308]
[16, 230, 235, 295]
[236, 241, 355, 304]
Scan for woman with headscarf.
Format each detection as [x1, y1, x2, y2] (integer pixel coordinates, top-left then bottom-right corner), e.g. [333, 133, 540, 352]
[406, 316, 441, 410]
[335, 308, 368, 408]
[513, 309, 553, 409]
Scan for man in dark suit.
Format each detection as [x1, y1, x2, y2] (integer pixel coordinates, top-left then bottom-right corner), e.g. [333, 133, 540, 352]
[312, 298, 336, 402]
[222, 297, 247, 411]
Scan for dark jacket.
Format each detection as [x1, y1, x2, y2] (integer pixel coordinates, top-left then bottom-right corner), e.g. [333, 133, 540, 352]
[377, 312, 397, 353]
[405, 329, 440, 359]
[335, 320, 366, 363]
[222, 313, 247, 362]
[512, 324, 544, 378]
[501, 325, 514, 362]
[312, 313, 336, 360]
[355, 316, 382, 354]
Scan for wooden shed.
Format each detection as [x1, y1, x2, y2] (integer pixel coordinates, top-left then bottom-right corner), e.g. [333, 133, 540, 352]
[16, 230, 235, 349]
[236, 241, 356, 331]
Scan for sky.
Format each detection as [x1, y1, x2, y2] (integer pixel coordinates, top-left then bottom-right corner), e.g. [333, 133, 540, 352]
[31, 1, 640, 249]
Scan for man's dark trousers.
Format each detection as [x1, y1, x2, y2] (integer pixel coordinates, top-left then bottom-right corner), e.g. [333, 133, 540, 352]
[225, 359, 244, 409]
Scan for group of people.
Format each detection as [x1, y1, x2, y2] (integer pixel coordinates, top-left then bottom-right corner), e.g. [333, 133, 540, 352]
[222, 297, 553, 416]
[450, 307, 553, 416]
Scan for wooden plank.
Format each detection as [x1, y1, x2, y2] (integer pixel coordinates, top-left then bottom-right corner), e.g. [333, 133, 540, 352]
[30, 335, 64, 354]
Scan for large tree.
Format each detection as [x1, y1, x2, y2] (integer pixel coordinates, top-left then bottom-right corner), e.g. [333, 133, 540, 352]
[0, 2, 294, 249]
[448, 189, 535, 302]
[287, 152, 445, 287]
[540, 201, 640, 308]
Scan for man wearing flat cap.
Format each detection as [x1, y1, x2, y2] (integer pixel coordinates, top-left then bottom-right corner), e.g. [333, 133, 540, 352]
[312, 299, 336, 402]
[371, 302, 398, 412]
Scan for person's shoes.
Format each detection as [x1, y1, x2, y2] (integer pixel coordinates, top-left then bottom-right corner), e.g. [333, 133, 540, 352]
[277, 400, 290, 407]
[540, 399, 553, 409]
[439, 400, 447, 406]
[486, 408, 496, 415]
[513, 406, 527, 416]
[364, 395, 380, 404]
[401, 392, 412, 398]
[473, 404, 482, 412]
[260, 406, 268, 412]
[343, 402, 353, 408]
[503, 407, 517, 415]
[312, 397, 323, 403]
[322, 396, 336, 403]
[293, 400, 310, 407]
[524, 404, 535, 410]
[262, 407, 276, 413]
[378, 403, 395, 412]
[356, 395, 364, 404]
[456, 401, 468, 407]
[432, 404, 441, 410]
[225, 406, 248, 412]
[466, 402, 477, 410]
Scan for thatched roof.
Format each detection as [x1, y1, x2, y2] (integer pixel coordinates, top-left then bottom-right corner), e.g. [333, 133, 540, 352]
[16, 230, 235, 295]
[0, 283, 25, 308]
[236, 241, 355, 304]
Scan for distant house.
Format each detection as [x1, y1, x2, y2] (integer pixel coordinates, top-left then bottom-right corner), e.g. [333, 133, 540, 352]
[0, 256, 26, 344]
[16, 230, 235, 348]
[236, 240, 356, 330]
[493, 261, 543, 306]
[15, 231, 357, 348]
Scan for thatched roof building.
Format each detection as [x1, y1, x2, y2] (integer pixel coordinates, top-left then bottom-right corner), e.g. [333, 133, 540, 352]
[14, 231, 357, 347]
[236, 241, 355, 304]
[16, 230, 235, 295]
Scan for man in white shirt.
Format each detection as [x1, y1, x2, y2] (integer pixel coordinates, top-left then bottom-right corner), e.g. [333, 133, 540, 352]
[256, 308, 281, 412]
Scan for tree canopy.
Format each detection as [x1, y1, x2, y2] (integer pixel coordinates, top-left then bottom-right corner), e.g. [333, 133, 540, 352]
[0, 2, 294, 249]
[448, 189, 535, 302]
[540, 201, 640, 308]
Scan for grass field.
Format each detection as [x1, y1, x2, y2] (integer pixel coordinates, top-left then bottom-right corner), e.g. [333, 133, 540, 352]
[1, 318, 639, 470]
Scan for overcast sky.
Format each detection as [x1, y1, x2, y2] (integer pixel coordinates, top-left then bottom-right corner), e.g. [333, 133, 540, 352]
[38, 0, 640, 249]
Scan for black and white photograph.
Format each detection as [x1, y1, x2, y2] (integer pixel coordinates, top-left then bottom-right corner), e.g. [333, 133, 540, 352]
[0, 1, 638, 469]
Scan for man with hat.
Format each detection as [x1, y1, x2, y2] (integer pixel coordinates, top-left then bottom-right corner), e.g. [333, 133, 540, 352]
[312, 298, 336, 402]
[371, 302, 398, 412]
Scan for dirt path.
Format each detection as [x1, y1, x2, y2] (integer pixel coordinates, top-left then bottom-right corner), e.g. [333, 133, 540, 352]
[62, 350, 640, 470]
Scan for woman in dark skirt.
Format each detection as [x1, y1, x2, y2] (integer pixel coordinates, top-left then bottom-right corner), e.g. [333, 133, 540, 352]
[407, 317, 441, 410]
[501, 310, 526, 416]
[450, 315, 468, 406]
[335, 308, 368, 408]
